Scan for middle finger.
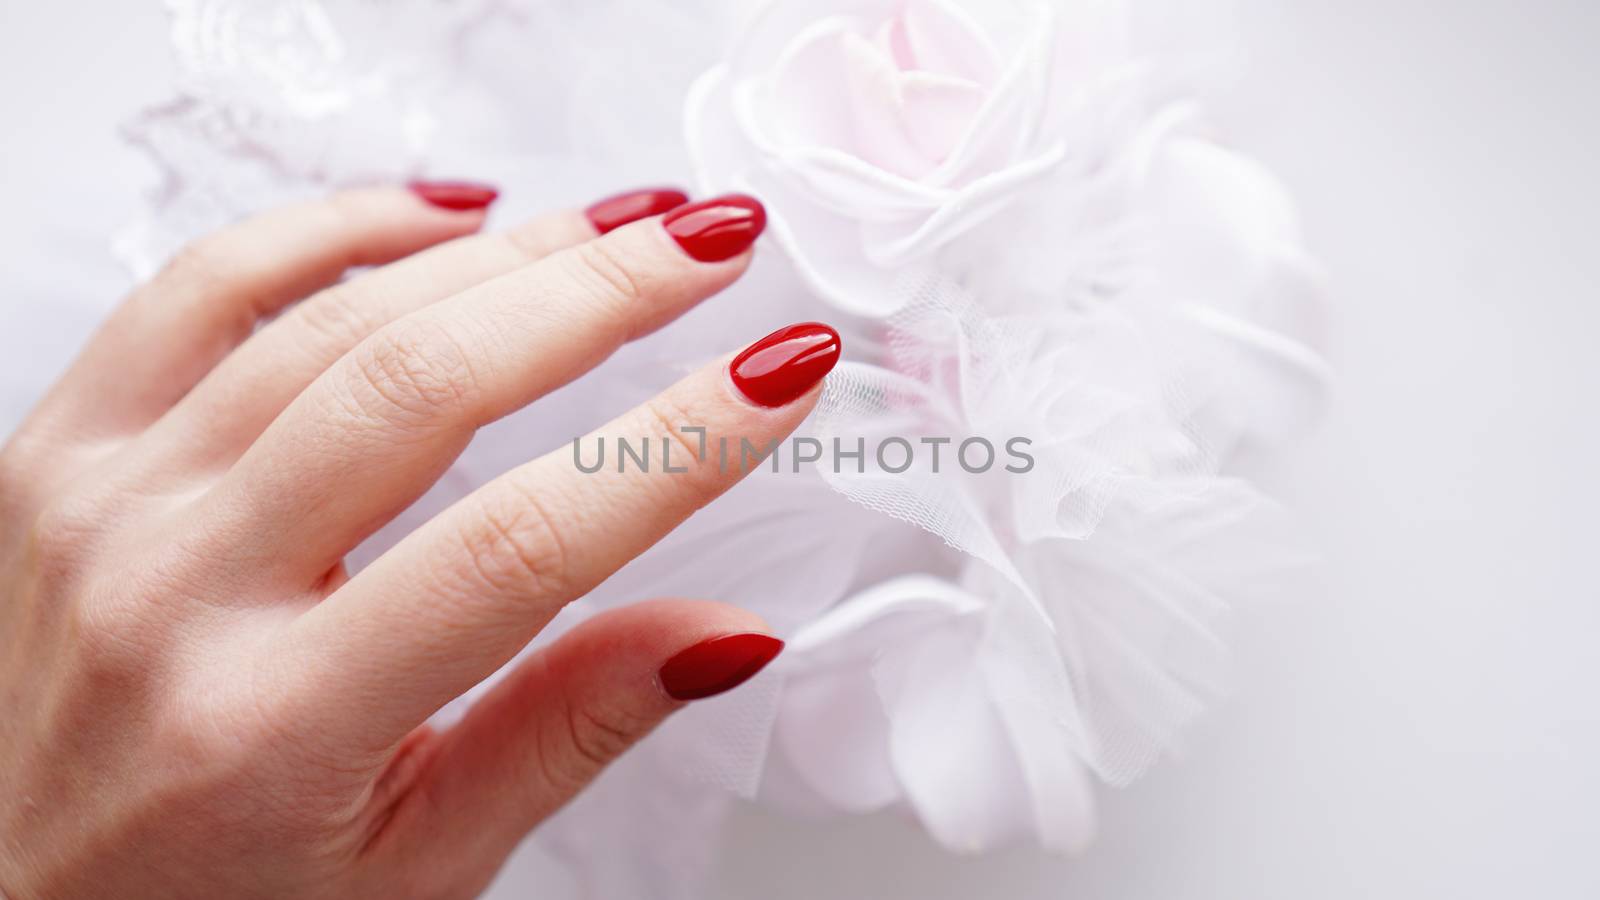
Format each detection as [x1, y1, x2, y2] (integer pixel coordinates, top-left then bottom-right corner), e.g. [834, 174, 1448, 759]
[192, 194, 766, 589]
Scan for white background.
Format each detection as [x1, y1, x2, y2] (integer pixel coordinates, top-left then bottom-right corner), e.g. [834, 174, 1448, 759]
[2, 2, 1597, 898]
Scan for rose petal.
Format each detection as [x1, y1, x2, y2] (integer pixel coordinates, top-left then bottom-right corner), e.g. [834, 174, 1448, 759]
[765, 17, 866, 155]
[901, 0, 1003, 85]
[733, 79, 952, 217]
[978, 589, 1099, 851]
[770, 660, 902, 814]
[1144, 138, 1306, 307]
[875, 613, 1039, 852]
[839, 31, 944, 178]
[726, 0, 900, 82]
[925, 0, 1056, 188]
[684, 65, 749, 193]
[1176, 302, 1335, 448]
[740, 165, 908, 314]
[873, 12, 917, 70]
[771, 575, 988, 817]
[860, 139, 1066, 266]
[1137, 137, 1332, 446]
[897, 69, 988, 164]
[787, 574, 987, 661]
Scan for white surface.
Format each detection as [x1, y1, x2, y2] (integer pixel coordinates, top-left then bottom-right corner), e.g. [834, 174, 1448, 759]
[3, 2, 1598, 898]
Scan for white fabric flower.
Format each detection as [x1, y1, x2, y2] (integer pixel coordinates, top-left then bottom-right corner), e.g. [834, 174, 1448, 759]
[749, 273, 1317, 852]
[109, 0, 1331, 893]
[688, 0, 1130, 314]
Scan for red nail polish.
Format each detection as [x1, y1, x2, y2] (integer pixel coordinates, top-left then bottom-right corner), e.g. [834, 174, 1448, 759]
[658, 633, 784, 701]
[409, 180, 500, 211]
[730, 323, 842, 407]
[662, 193, 766, 262]
[587, 187, 690, 234]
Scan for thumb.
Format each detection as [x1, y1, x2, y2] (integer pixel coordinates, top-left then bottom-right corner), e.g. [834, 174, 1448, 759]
[391, 599, 782, 877]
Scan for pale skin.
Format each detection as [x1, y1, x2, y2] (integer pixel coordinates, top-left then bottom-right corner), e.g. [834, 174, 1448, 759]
[0, 188, 812, 898]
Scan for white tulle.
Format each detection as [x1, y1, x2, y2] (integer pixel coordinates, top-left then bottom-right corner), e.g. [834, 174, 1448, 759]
[113, 0, 1329, 897]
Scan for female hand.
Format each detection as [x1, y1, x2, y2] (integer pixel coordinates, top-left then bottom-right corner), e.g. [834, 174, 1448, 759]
[0, 183, 837, 898]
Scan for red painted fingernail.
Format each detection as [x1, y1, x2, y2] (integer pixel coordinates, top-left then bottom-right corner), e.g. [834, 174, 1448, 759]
[409, 180, 500, 211]
[587, 187, 690, 234]
[658, 633, 785, 701]
[662, 193, 766, 262]
[730, 322, 842, 408]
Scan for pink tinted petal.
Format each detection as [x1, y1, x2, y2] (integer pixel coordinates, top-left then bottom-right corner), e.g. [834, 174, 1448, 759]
[902, 0, 1002, 85]
[733, 75, 952, 217]
[744, 166, 910, 314]
[728, 0, 898, 80]
[840, 31, 941, 178]
[860, 140, 1065, 266]
[876, 12, 918, 70]
[926, 1, 1055, 188]
[770, 145, 949, 217]
[767, 18, 865, 153]
[897, 69, 987, 162]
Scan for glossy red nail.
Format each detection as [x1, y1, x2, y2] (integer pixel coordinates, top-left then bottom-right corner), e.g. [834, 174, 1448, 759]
[587, 187, 690, 234]
[658, 633, 784, 701]
[730, 322, 842, 408]
[408, 180, 500, 211]
[662, 193, 766, 262]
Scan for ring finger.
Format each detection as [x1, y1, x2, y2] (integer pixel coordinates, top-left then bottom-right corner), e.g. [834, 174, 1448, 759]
[147, 187, 691, 467]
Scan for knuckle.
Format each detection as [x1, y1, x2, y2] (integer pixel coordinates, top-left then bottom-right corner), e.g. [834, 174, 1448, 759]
[223, 674, 361, 786]
[453, 484, 572, 601]
[0, 438, 40, 513]
[565, 702, 639, 771]
[641, 395, 725, 505]
[538, 694, 647, 792]
[288, 282, 379, 353]
[346, 320, 482, 425]
[565, 239, 645, 311]
[141, 680, 342, 836]
[318, 193, 380, 270]
[69, 578, 163, 680]
[645, 395, 708, 470]
[29, 490, 105, 572]
[154, 691, 241, 768]
[160, 233, 240, 294]
[496, 226, 551, 264]
[323, 190, 369, 229]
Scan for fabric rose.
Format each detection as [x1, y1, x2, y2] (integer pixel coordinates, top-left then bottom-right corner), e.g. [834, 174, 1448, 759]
[687, 0, 1126, 314]
[114, 0, 1331, 893]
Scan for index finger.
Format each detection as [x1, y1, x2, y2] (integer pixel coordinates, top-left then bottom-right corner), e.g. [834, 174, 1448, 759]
[278, 324, 840, 752]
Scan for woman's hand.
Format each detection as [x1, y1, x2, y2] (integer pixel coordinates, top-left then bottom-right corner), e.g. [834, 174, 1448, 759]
[0, 183, 835, 898]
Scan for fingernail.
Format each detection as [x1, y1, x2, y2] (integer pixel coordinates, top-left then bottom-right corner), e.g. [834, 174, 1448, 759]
[587, 187, 690, 234]
[662, 193, 766, 262]
[730, 322, 842, 408]
[409, 180, 500, 211]
[658, 633, 785, 701]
